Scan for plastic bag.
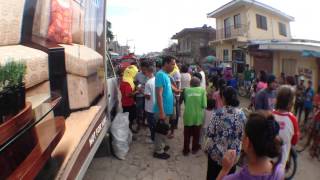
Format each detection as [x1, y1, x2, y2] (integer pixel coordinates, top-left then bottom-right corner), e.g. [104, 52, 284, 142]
[110, 112, 132, 160]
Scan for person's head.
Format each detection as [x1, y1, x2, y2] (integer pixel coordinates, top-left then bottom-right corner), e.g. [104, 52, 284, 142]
[181, 64, 189, 73]
[196, 64, 202, 72]
[243, 111, 282, 159]
[222, 86, 240, 107]
[161, 55, 176, 73]
[190, 77, 201, 87]
[281, 72, 285, 78]
[285, 76, 295, 86]
[210, 75, 219, 89]
[193, 72, 202, 81]
[299, 76, 305, 85]
[207, 99, 216, 110]
[259, 71, 267, 83]
[267, 74, 278, 90]
[123, 65, 138, 80]
[275, 85, 294, 111]
[139, 61, 149, 75]
[307, 80, 312, 88]
[144, 63, 154, 78]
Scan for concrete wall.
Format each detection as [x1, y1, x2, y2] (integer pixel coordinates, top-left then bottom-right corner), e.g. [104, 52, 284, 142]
[246, 7, 291, 40]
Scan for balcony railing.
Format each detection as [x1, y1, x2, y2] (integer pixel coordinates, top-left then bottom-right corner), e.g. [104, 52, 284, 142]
[216, 24, 248, 40]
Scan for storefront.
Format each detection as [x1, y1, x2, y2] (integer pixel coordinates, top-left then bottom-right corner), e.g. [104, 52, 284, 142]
[0, 0, 114, 179]
[248, 41, 320, 89]
[248, 45, 274, 74]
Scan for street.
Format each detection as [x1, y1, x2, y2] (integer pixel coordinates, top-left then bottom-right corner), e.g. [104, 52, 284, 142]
[84, 97, 320, 180]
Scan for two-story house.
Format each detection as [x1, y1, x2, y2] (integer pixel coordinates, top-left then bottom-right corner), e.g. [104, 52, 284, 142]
[208, 0, 320, 89]
[172, 25, 216, 64]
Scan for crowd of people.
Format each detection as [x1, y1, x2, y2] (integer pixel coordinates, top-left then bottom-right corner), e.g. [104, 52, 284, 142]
[118, 55, 320, 180]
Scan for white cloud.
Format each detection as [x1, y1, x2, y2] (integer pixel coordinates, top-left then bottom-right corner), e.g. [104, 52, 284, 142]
[107, 0, 320, 54]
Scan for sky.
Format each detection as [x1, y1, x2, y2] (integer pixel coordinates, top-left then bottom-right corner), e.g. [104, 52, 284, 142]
[107, 0, 320, 55]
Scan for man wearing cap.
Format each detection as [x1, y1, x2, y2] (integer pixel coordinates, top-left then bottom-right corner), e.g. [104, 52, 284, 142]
[255, 74, 278, 111]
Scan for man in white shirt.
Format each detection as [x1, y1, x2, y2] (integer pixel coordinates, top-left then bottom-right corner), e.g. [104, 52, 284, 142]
[272, 85, 300, 168]
[197, 64, 206, 89]
[144, 64, 156, 143]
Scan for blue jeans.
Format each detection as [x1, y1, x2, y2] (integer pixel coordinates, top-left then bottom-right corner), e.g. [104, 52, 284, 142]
[135, 97, 145, 124]
[146, 112, 156, 141]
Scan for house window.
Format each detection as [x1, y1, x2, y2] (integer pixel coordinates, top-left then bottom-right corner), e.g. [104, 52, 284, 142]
[234, 14, 241, 29]
[256, 14, 267, 30]
[224, 17, 232, 38]
[279, 22, 287, 36]
[223, 49, 229, 61]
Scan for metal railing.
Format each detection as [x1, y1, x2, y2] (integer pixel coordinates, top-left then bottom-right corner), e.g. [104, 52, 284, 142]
[216, 24, 248, 40]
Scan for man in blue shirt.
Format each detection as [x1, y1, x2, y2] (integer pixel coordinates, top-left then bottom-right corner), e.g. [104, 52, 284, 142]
[303, 80, 314, 125]
[255, 75, 278, 111]
[153, 55, 176, 159]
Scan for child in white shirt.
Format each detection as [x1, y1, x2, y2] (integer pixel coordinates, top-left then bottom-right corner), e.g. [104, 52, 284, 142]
[144, 66, 156, 143]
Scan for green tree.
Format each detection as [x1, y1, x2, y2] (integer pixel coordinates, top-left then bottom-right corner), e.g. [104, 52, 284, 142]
[107, 21, 114, 43]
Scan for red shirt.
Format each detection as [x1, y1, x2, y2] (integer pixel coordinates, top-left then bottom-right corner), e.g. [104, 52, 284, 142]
[120, 81, 134, 107]
[314, 94, 320, 121]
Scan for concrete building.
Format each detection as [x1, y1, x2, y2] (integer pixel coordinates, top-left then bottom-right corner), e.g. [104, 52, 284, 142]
[108, 41, 130, 56]
[171, 25, 216, 64]
[208, 0, 320, 88]
[163, 43, 178, 57]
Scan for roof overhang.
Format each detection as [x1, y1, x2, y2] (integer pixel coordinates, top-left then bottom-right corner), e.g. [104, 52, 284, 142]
[256, 41, 320, 52]
[207, 0, 294, 21]
[172, 28, 215, 39]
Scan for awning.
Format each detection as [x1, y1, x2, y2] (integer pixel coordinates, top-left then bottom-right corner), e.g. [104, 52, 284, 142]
[302, 50, 320, 58]
[255, 41, 320, 52]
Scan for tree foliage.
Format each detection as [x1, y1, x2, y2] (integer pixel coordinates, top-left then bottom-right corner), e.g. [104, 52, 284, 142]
[107, 21, 114, 42]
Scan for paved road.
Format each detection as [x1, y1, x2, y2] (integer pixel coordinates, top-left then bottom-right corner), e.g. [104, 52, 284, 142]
[85, 97, 320, 180]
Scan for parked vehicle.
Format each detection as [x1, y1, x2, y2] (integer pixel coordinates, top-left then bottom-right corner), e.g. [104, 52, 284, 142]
[106, 53, 120, 121]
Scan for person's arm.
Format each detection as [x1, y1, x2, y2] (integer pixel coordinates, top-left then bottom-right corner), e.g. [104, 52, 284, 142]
[171, 82, 182, 94]
[217, 169, 229, 180]
[202, 89, 207, 109]
[179, 89, 185, 105]
[156, 87, 165, 120]
[129, 89, 138, 97]
[290, 114, 300, 145]
[217, 150, 237, 180]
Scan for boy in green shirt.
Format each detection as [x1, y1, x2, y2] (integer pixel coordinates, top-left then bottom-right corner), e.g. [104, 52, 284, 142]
[180, 77, 207, 156]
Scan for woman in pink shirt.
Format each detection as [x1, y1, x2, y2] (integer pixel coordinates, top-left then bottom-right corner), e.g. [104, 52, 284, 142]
[212, 79, 226, 109]
[256, 70, 268, 92]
